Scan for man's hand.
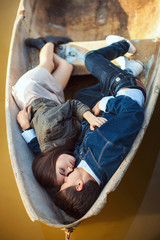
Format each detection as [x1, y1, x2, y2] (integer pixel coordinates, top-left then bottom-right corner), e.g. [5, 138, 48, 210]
[92, 101, 101, 116]
[17, 106, 32, 130]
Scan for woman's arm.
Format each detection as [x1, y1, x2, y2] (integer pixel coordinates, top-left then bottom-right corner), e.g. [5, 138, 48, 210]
[17, 106, 32, 130]
[17, 106, 41, 154]
[69, 99, 107, 130]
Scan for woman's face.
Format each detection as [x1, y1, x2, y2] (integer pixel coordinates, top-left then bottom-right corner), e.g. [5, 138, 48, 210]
[55, 154, 76, 185]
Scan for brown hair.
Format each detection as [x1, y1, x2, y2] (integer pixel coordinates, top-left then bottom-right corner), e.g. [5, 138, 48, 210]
[32, 144, 74, 188]
[54, 180, 100, 219]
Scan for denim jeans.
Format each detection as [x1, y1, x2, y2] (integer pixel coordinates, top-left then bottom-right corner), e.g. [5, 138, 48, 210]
[75, 40, 145, 109]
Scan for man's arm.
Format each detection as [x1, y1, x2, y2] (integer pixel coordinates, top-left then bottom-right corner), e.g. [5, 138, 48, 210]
[99, 95, 144, 147]
[92, 89, 145, 115]
[79, 95, 144, 182]
[92, 96, 114, 115]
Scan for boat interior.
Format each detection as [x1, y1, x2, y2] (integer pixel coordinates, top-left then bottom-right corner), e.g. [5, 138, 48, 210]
[6, 0, 160, 228]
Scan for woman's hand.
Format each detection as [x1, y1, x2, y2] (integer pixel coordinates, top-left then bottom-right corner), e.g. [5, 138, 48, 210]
[83, 111, 107, 130]
[92, 101, 101, 116]
[17, 106, 32, 130]
[89, 116, 107, 130]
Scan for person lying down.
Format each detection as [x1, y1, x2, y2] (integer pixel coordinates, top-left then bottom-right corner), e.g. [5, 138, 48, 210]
[13, 35, 146, 219]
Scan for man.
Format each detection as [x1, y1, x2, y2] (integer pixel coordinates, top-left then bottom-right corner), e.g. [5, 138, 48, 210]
[54, 35, 145, 219]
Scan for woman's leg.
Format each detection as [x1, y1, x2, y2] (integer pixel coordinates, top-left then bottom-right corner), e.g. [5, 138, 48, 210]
[12, 43, 66, 109]
[51, 53, 73, 90]
[38, 42, 55, 73]
[38, 42, 73, 90]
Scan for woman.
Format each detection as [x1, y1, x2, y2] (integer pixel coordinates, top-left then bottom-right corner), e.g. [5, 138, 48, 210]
[12, 38, 107, 187]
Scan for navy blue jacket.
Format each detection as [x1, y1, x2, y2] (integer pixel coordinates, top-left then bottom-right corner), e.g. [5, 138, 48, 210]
[74, 96, 144, 187]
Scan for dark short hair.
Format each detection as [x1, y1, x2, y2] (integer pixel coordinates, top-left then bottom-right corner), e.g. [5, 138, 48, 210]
[32, 144, 74, 187]
[54, 180, 100, 219]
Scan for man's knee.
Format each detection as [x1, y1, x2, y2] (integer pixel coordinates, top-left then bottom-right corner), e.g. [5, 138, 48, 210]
[84, 50, 95, 66]
[85, 50, 95, 58]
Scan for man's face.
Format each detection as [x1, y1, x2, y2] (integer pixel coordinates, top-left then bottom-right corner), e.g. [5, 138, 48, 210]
[60, 168, 82, 190]
[55, 154, 76, 186]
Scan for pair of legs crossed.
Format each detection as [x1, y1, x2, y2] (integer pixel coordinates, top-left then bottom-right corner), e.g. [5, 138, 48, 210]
[12, 42, 73, 109]
[16, 38, 144, 111]
[75, 40, 145, 109]
[38, 42, 73, 90]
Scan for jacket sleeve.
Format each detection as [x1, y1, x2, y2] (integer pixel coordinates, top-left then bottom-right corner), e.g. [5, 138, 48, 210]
[22, 129, 41, 154]
[101, 95, 144, 148]
[28, 138, 41, 155]
[69, 99, 91, 122]
[106, 95, 144, 116]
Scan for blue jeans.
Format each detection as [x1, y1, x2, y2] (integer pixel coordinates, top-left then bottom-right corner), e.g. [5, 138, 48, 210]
[75, 40, 145, 109]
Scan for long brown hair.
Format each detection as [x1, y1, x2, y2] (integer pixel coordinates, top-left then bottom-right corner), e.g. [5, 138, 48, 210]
[32, 144, 74, 188]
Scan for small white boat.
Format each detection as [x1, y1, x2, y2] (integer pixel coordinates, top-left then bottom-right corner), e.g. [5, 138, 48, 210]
[6, 0, 160, 233]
